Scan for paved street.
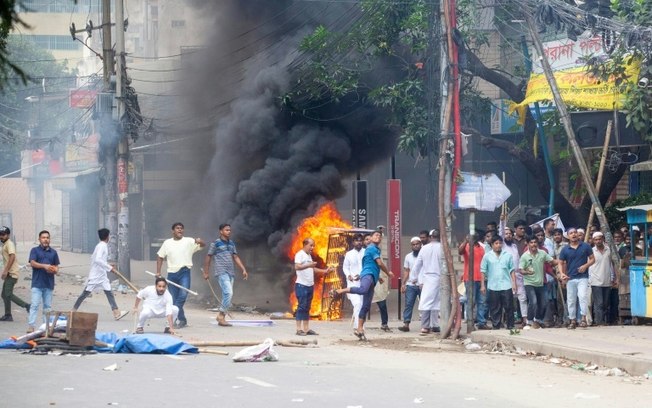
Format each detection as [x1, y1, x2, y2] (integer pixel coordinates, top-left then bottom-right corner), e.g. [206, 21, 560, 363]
[1, 250, 651, 407]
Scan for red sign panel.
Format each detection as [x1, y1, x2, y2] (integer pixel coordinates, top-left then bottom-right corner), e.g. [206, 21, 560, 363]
[387, 179, 401, 289]
[117, 157, 128, 196]
[69, 89, 97, 108]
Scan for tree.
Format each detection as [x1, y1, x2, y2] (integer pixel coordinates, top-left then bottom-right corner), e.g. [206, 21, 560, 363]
[286, 0, 650, 226]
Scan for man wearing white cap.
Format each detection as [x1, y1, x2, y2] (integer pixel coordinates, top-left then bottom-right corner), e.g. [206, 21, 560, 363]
[342, 234, 364, 329]
[588, 232, 616, 325]
[412, 229, 444, 334]
[398, 236, 422, 332]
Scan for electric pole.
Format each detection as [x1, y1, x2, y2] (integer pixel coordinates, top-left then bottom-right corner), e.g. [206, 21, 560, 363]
[101, 0, 118, 266]
[116, 0, 130, 277]
[99, 0, 130, 277]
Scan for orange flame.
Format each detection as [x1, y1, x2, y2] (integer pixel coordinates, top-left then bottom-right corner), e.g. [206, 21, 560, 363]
[288, 202, 351, 319]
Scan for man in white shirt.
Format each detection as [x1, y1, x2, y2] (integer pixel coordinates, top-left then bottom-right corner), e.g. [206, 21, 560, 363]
[412, 229, 445, 334]
[156, 222, 205, 328]
[294, 238, 331, 336]
[72, 229, 128, 320]
[398, 237, 422, 332]
[133, 277, 178, 334]
[342, 234, 364, 329]
[589, 232, 617, 325]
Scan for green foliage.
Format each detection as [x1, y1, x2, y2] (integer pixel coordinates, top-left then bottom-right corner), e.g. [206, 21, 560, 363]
[605, 192, 652, 229]
[287, 0, 495, 158]
[369, 79, 428, 154]
[0, 1, 29, 88]
[584, 1, 652, 142]
[287, 0, 435, 155]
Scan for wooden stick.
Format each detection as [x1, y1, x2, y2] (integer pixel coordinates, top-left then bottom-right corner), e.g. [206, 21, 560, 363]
[145, 270, 198, 295]
[203, 270, 233, 318]
[112, 269, 140, 293]
[197, 348, 229, 356]
[191, 339, 318, 347]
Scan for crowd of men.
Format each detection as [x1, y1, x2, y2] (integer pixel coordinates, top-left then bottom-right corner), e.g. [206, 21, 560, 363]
[0, 217, 646, 338]
[0, 222, 248, 334]
[399, 218, 638, 333]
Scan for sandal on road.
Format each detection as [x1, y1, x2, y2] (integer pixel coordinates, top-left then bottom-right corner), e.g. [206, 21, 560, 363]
[305, 329, 319, 335]
[353, 330, 367, 341]
[296, 330, 307, 336]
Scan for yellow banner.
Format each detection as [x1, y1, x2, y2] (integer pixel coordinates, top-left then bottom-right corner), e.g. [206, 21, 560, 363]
[511, 60, 640, 115]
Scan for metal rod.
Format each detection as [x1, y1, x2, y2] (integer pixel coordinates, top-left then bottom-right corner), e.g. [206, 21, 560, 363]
[144, 270, 198, 295]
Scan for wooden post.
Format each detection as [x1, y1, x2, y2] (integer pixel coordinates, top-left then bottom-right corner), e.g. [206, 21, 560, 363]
[585, 120, 613, 241]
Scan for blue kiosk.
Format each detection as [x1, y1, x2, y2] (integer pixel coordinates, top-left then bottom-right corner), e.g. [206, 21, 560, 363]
[619, 204, 652, 322]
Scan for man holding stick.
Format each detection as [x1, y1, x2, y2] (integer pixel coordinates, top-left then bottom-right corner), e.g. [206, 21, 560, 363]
[72, 228, 128, 320]
[156, 222, 205, 329]
[203, 224, 248, 327]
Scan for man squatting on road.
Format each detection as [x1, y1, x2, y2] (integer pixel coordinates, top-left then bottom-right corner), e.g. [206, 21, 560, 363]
[134, 276, 178, 335]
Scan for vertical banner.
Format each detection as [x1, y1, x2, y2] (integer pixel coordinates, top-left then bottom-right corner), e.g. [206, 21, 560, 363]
[351, 180, 368, 228]
[387, 179, 401, 289]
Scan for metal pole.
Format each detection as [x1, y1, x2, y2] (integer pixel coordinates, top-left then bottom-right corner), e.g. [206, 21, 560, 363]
[467, 210, 475, 334]
[525, 14, 621, 270]
[101, 0, 118, 266]
[115, 0, 130, 278]
[390, 156, 402, 320]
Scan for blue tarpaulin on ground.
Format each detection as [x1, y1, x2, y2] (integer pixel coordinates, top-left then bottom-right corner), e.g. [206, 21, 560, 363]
[0, 332, 198, 354]
[95, 332, 198, 354]
[0, 338, 31, 349]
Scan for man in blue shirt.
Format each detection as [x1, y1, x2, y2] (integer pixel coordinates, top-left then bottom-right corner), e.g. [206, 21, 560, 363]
[27, 230, 60, 333]
[331, 230, 393, 341]
[559, 227, 595, 329]
[480, 236, 516, 330]
[203, 223, 248, 327]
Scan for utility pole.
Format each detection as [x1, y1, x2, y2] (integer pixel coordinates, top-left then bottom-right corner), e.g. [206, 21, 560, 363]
[116, 0, 130, 277]
[101, 0, 118, 266]
[525, 14, 621, 271]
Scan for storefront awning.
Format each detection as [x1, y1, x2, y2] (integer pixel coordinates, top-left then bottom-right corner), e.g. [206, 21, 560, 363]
[49, 167, 100, 191]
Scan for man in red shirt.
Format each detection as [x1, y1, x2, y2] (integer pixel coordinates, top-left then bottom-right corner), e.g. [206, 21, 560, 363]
[458, 231, 488, 329]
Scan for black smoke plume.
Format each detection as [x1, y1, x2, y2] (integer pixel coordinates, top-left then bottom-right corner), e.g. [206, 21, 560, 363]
[182, 1, 397, 257]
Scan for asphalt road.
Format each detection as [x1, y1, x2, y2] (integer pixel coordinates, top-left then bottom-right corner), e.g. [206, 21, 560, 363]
[2, 330, 650, 408]
[1, 251, 650, 407]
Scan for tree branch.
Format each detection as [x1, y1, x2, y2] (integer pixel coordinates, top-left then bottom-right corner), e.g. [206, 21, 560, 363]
[464, 50, 526, 102]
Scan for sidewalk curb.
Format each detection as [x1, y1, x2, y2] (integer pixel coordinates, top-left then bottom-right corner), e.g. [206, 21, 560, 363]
[470, 331, 652, 376]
